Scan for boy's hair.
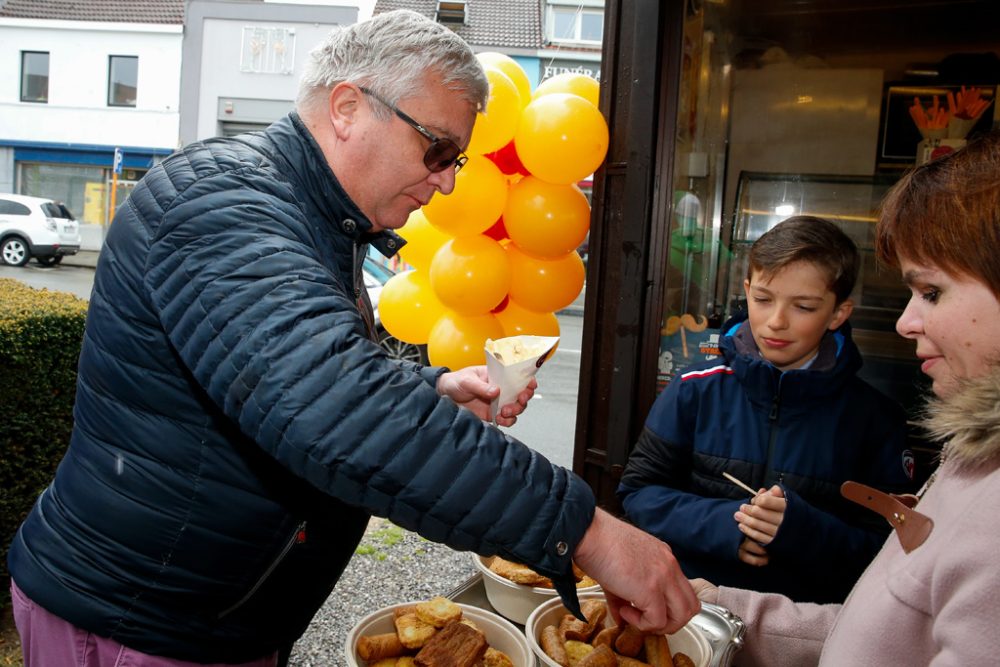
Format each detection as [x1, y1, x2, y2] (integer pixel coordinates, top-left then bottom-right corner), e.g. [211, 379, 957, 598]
[876, 129, 1000, 299]
[747, 215, 860, 304]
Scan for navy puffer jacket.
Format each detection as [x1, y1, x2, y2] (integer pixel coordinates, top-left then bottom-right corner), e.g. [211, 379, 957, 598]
[8, 113, 595, 662]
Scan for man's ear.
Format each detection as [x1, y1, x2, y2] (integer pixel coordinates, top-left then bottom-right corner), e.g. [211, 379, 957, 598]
[327, 82, 364, 139]
[829, 298, 854, 330]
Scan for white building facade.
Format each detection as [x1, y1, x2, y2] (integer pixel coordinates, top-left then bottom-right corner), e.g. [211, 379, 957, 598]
[0, 10, 183, 225]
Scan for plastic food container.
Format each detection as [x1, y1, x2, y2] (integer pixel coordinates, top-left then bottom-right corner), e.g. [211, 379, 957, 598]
[473, 554, 601, 625]
[344, 601, 532, 667]
[525, 591, 713, 667]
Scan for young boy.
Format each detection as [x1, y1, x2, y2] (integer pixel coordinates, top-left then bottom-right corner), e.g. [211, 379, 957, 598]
[618, 215, 915, 604]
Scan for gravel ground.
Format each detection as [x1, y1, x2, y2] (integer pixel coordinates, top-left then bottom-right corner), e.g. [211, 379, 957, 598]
[287, 518, 477, 666]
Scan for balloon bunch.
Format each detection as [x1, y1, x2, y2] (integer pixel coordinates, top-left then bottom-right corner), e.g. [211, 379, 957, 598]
[378, 53, 609, 370]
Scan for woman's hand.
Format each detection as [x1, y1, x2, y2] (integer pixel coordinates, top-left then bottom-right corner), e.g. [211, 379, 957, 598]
[436, 366, 536, 426]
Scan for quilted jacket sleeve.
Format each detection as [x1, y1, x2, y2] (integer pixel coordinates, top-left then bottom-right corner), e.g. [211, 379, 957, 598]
[141, 168, 595, 584]
[618, 378, 745, 560]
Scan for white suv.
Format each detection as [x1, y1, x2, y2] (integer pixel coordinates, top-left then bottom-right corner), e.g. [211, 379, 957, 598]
[0, 194, 81, 266]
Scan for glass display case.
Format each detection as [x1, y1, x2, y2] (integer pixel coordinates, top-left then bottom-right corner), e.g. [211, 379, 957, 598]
[720, 171, 928, 416]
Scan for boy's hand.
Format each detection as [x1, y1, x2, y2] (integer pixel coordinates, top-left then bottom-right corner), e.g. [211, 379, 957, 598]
[737, 537, 770, 566]
[734, 485, 786, 546]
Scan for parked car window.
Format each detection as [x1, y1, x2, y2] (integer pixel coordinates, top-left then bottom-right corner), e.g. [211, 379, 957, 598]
[0, 199, 31, 216]
[41, 202, 75, 220]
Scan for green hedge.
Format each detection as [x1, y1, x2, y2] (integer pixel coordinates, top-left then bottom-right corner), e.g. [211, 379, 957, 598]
[0, 278, 87, 612]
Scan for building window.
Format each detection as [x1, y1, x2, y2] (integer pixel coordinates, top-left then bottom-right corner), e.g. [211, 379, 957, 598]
[20, 51, 49, 103]
[549, 5, 604, 45]
[108, 55, 138, 107]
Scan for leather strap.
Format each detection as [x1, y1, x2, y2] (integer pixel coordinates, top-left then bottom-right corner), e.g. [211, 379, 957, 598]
[841, 481, 934, 554]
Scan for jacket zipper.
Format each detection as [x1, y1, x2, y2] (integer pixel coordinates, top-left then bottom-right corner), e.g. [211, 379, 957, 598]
[217, 520, 307, 620]
[763, 376, 783, 486]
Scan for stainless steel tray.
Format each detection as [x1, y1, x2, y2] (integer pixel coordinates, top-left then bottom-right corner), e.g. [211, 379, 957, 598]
[689, 602, 746, 667]
[449, 574, 745, 666]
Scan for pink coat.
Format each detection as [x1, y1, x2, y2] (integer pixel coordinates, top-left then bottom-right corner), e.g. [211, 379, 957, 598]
[707, 371, 1000, 666]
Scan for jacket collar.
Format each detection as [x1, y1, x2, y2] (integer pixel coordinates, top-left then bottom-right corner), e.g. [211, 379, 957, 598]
[922, 369, 1000, 470]
[261, 112, 406, 258]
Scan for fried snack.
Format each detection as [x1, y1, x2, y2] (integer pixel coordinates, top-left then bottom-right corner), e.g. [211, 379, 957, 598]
[541, 624, 570, 667]
[613, 624, 645, 658]
[565, 639, 594, 666]
[577, 575, 599, 588]
[397, 659, 417, 667]
[482, 647, 514, 667]
[460, 618, 481, 632]
[560, 599, 606, 642]
[415, 596, 462, 628]
[488, 556, 550, 586]
[591, 625, 621, 649]
[395, 611, 437, 650]
[369, 659, 398, 667]
[643, 635, 673, 667]
[394, 605, 418, 620]
[357, 632, 406, 661]
[576, 644, 617, 667]
[486, 336, 552, 363]
[615, 658, 653, 667]
[413, 621, 488, 667]
[672, 653, 695, 667]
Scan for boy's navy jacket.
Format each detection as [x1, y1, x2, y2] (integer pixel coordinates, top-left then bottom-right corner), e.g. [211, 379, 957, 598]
[618, 312, 915, 603]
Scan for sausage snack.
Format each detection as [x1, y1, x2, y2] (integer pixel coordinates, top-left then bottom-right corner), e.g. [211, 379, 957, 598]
[538, 600, 694, 667]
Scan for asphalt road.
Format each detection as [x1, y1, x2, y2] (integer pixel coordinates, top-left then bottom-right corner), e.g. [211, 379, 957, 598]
[1, 261, 582, 468]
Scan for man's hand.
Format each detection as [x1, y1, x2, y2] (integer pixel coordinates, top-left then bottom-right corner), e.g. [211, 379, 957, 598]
[436, 366, 536, 427]
[572, 509, 700, 635]
[734, 485, 786, 546]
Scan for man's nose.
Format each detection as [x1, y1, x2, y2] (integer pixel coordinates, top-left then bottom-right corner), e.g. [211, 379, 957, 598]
[427, 167, 458, 195]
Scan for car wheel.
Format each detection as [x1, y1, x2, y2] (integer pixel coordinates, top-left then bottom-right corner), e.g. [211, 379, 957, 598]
[1, 236, 31, 266]
[36, 255, 63, 266]
[377, 328, 429, 364]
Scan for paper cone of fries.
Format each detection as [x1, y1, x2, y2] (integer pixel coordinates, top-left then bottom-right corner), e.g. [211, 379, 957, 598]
[484, 335, 560, 423]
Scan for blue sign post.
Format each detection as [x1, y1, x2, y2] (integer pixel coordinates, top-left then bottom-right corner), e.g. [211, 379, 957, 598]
[109, 147, 124, 223]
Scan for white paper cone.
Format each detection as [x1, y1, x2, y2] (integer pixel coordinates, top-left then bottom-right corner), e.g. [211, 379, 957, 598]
[484, 335, 560, 423]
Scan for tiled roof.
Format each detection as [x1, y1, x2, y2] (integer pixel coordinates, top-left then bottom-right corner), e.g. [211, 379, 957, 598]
[0, 0, 186, 24]
[373, 0, 542, 50]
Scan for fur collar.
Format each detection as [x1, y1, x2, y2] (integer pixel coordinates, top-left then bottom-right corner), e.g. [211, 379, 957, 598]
[922, 370, 1000, 469]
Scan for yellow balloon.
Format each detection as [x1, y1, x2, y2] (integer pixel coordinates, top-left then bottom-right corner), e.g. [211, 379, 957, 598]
[429, 235, 511, 315]
[427, 311, 504, 370]
[476, 52, 531, 109]
[494, 299, 561, 339]
[467, 66, 523, 156]
[507, 245, 586, 313]
[378, 270, 447, 344]
[422, 154, 508, 237]
[514, 93, 610, 185]
[504, 176, 591, 258]
[533, 73, 600, 107]
[397, 209, 452, 271]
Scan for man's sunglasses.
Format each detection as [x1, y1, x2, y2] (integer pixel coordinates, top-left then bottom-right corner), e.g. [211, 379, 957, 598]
[359, 86, 469, 173]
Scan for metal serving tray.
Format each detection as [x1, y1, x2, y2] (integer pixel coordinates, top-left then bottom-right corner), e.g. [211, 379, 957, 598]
[448, 574, 745, 666]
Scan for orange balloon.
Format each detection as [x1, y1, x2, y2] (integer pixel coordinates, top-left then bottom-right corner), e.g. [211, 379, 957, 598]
[504, 176, 591, 258]
[378, 270, 447, 344]
[467, 66, 523, 156]
[427, 311, 504, 370]
[429, 235, 511, 315]
[422, 154, 508, 237]
[476, 52, 531, 108]
[397, 209, 452, 271]
[494, 299, 561, 339]
[507, 245, 586, 313]
[533, 72, 600, 107]
[514, 93, 609, 185]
